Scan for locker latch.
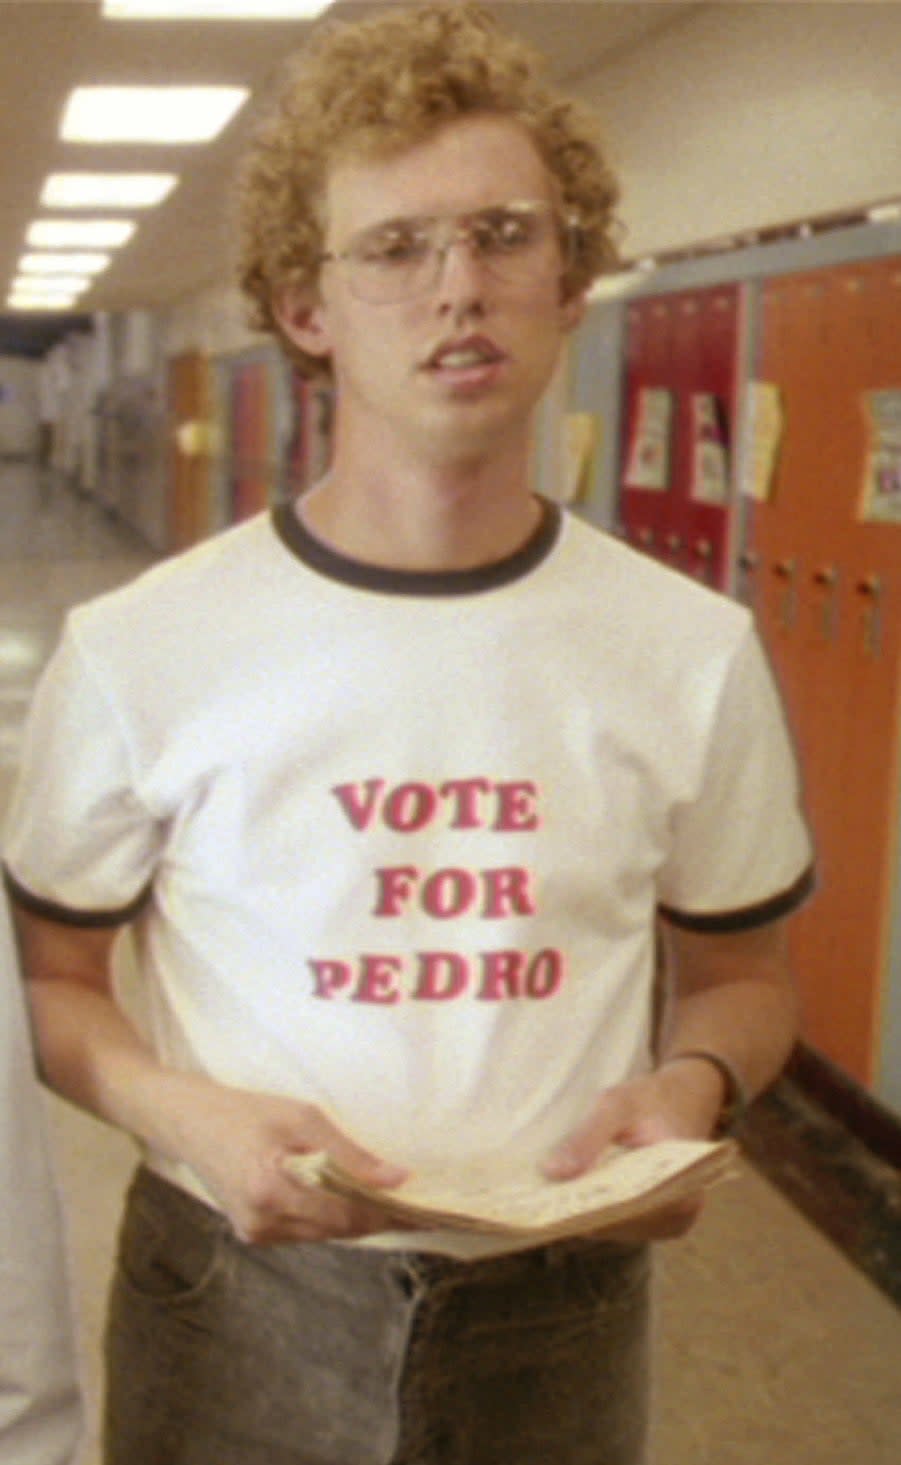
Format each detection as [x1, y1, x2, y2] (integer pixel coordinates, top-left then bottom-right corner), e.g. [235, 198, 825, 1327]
[812, 565, 839, 641]
[857, 574, 884, 659]
[773, 557, 798, 630]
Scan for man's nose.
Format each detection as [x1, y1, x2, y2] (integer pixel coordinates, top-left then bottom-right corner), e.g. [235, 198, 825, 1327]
[434, 231, 487, 306]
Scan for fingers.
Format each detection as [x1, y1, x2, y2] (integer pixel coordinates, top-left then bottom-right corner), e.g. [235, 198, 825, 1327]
[542, 1090, 627, 1180]
[542, 1068, 714, 1181]
[230, 1162, 375, 1246]
[298, 1111, 409, 1189]
[229, 1104, 408, 1246]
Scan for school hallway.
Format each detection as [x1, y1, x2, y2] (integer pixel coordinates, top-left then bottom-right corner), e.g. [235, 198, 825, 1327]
[1, 461, 899, 1465]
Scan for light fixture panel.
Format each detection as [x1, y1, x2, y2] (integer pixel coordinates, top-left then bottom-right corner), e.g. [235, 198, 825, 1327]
[42, 174, 177, 209]
[27, 220, 136, 248]
[13, 275, 90, 297]
[19, 253, 111, 276]
[103, 2, 328, 18]
[61, 85, 248, 144]
[7, 295, 81, 312]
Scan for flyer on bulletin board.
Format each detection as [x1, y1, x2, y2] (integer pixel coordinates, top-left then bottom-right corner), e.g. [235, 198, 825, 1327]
[561, 411, 600, 504]
[739, 381, 784, 503]
[860, 389, 901, 524]
[690, 393, 730, 505]
[623, 387, 673, 491]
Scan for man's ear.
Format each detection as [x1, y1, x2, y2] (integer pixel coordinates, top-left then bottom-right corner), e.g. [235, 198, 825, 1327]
[273, 289, 333, 363]
[561, 289, 588, 334]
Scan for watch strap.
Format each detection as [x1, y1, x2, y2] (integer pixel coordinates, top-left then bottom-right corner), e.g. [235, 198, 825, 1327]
[664, 1048, 749, 1135]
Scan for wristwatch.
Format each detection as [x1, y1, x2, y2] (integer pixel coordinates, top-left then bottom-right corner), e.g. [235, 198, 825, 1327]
[664, 1048, 749, 1136]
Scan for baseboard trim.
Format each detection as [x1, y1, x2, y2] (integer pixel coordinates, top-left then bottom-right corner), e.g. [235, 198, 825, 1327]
[739, 1047, 901, 1306]
[786, 1043, 901, 1170]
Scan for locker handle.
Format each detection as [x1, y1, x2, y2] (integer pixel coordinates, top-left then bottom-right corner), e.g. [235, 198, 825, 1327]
[812, 565, 839, 640]
[694, 538, 714, 585]
[856, 575, 883, 658]
[772, 557, 798, 630]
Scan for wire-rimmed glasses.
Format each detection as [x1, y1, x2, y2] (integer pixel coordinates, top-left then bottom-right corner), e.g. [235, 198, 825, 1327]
[319, 199, 578, 304]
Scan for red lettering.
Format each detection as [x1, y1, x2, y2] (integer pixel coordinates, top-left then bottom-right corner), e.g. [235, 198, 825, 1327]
[525, 949, 564, 998]
[480, 867, 536, 918]
[331, 779, 385, 832]
[352, 955, 403, 1005]
[309, 959, 352, 999]
[411, 951, 468, 1001]
[477, 949, 525, 1000]
[422, 867, 478, 919]
[493, 781, 540, 832]
[438, 777, 492, 828]
[309, 948, 565, 1002]
[373, 865, 420, 917]
[384, 782, 438, 832]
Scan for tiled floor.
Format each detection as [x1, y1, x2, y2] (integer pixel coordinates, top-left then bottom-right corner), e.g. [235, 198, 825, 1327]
[2, 462, 899, 1465]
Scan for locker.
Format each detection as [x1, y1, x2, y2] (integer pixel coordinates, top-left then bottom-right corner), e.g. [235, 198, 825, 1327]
[619, 285, 738, 589]
[167, 351, 211, 552]
[749, 257, 901, 1085]
[231, 359, 271, 521]
[620, 296, 677, 559]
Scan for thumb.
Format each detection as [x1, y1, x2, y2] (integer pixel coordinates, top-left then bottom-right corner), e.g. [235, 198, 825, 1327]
[542, 1093, 627, 1181]
[303, 1113, 409, 1189]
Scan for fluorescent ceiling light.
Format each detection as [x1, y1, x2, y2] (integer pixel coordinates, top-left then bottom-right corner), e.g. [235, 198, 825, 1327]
[867, 202, 901, 223]
[103, 1, 328, 17]
[27, 220, 135, 248]
[19, 253, 111, 276]
[62, 86, 248, 144]
[13, 275, 90, 297]
[42, 173, 177, 208]
[7, 295, 80, 312]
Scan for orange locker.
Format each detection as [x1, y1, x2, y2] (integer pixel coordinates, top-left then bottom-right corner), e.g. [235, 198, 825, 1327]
[167, 351, 212, 552]
[231, 359, 271, 521]
[749, 258, 901, 1085]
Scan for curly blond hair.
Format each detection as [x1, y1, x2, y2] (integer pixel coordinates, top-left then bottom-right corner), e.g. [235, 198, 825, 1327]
[235, 1, 620, 377]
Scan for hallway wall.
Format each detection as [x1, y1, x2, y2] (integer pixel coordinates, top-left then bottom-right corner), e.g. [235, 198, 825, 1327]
[155, 2, 901, 360]
[0, 357, 39, 458]
[571, 0, 901, 259]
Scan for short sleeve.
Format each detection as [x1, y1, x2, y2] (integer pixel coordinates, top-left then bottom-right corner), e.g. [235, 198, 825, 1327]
[657, 628, 815, 931]
[3, 623, 164, 925]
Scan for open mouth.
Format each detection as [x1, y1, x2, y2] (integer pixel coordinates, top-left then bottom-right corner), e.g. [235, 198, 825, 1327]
[425, 337, 505, 371]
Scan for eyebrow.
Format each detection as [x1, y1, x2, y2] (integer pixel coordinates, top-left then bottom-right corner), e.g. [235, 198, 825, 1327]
[356, 213, 432, 235]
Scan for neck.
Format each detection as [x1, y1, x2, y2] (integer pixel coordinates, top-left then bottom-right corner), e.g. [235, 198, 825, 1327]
[297, 432, 541, 573]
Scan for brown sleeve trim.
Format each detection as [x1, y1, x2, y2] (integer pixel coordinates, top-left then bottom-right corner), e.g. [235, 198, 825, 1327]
[3, 864, 151, 929]
[658, 864, 816, 934]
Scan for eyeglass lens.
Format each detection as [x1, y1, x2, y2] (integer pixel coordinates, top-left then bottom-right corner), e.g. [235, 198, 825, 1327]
[335, 202, 568, 303]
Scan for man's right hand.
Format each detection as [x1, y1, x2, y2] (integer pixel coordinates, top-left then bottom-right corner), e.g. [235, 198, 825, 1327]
[12, 903, 408, 1248]
[167, 1076, 409, 1245]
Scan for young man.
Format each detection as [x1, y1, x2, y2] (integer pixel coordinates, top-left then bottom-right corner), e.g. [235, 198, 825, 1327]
[3, 5, 814, 1463]
[0, 896, 82, 1465]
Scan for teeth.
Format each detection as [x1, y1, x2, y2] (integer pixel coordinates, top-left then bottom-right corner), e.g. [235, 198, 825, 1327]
[436, 348, 492, 368]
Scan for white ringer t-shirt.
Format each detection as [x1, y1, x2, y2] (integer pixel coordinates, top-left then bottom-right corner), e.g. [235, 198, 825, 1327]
[3, 501, 813, 1257]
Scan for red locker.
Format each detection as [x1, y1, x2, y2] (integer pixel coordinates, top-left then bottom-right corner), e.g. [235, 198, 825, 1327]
[619, 285, 739, 589]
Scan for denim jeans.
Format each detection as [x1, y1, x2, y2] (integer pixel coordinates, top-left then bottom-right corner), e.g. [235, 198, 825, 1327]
[104, 1167, 651, 1465]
